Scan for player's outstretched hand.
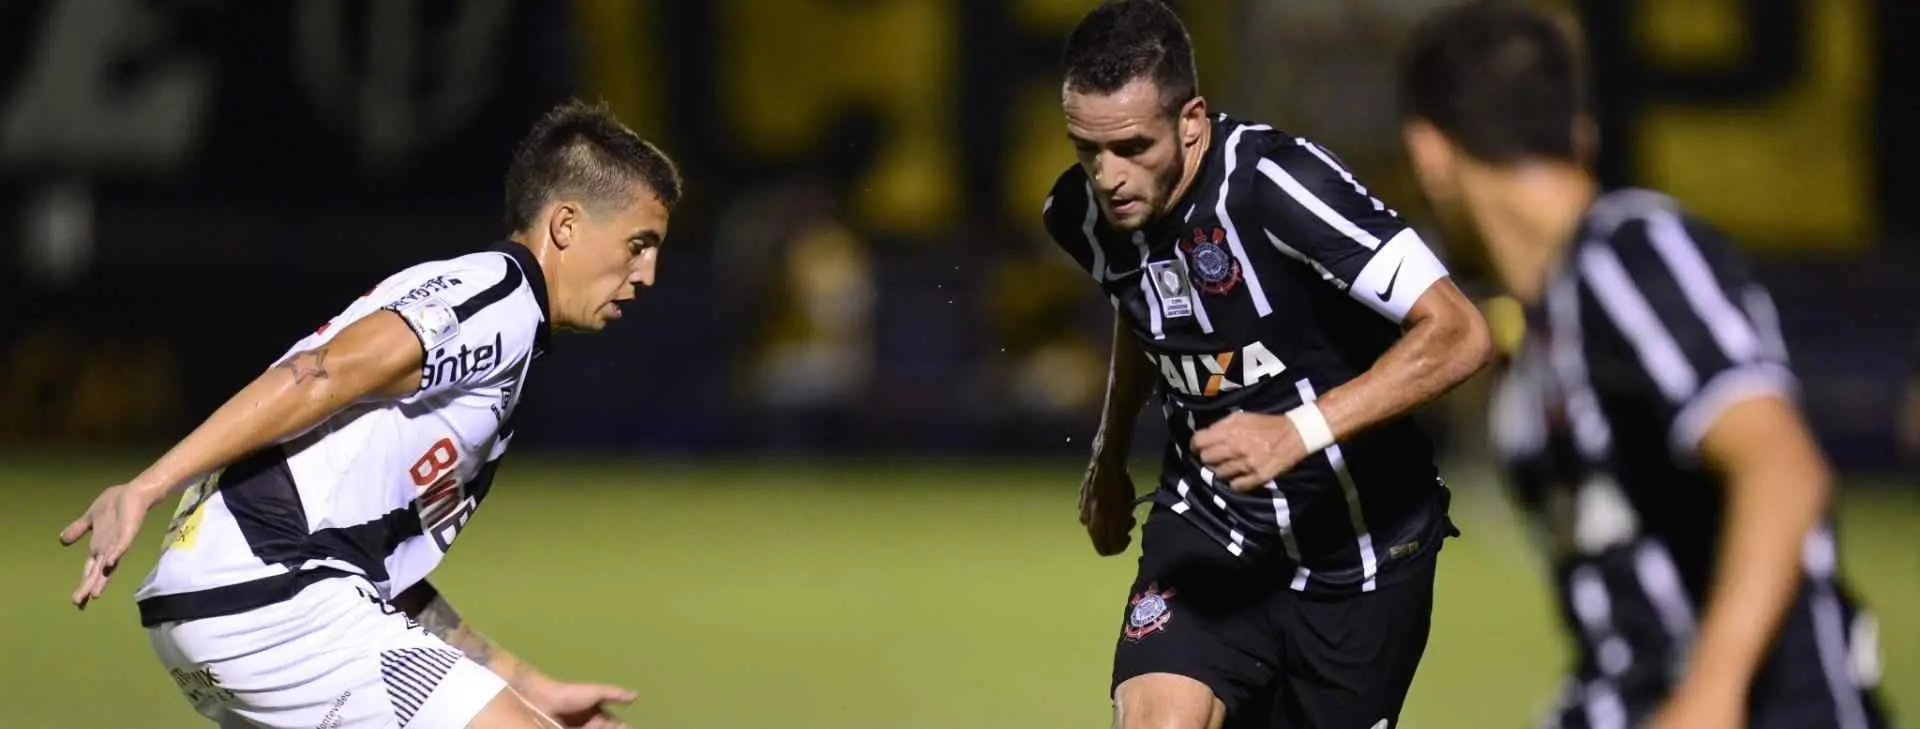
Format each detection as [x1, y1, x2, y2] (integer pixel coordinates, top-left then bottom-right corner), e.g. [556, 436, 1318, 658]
[1192, 412, 1307, 492]
[59, 482, 162, 609]
[1079, 457, 1137, 556]
[528, 680, 636, 729]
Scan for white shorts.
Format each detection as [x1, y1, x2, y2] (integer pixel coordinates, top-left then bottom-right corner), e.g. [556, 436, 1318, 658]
[147, 575, 508, 729]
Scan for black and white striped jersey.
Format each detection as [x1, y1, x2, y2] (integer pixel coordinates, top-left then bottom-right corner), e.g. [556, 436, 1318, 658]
[1042, 113, 1458, 595]
[1493, 190, 1882, 722]
[133, 242, 551, 626]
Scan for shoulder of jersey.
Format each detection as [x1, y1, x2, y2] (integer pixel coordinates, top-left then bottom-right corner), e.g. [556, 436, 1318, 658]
[1042, 165, 1090, 222]
[1582, 188, 1688, 243]
[1243, 128, 1333, 174]
[383, 250, 540, 340]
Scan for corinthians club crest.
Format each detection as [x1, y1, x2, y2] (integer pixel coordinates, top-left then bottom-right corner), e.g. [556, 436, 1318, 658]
[1181, 226, 1242, 295]
[1124, 583, 1177, 641]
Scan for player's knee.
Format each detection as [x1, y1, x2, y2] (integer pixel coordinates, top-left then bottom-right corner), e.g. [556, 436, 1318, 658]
[464, 688, 560, 729]
[1114, 673, 1225, 729]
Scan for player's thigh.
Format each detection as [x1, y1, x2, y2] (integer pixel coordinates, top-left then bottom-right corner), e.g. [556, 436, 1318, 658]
[1112, 508, 1279, 725]
[150, 576, 508, 729]
[1270, 552, 1439, 729]
[1114, 673, 1227, 729]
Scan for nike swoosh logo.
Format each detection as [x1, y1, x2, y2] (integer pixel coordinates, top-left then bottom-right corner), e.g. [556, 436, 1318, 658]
[1374, 259, 1404, 300]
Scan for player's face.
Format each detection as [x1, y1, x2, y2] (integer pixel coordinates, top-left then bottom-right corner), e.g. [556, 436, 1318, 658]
[557, 187, 670, 332]
[1063, 78, 1198, 232]
[1401, 119, 1471, 229]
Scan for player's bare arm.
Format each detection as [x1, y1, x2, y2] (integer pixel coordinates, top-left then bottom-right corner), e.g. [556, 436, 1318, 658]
[1195, 279, 1491, 490]
[58, 310, 424, 608]
[1082, 311, 1158, 556]
[1646, 394, 1833, 729]
[395, 580, 635, 729]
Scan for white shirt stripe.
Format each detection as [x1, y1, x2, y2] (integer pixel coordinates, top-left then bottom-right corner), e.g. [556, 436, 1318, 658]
[1261, 228, 1347, 288]
[1546, 271, 1613, 459]
[1743, 285, 1790, 364]
[1133, 231, 1166, 340]
[1811, 580, 1873, 729]
[1296, 138, 1386, 212]
[1080, 181, 1107, 282]
[1296, 377, 1378, 590]
[1255, 157, 1381, 250]
[1644, 212, 1760, 364]
[1632, 541, 1696, 648]
[1216, 124, 1274, 317]
[1169, 245, 1216, 333]
[1264, 481, 1312, 590]
[1579, 244, 1700, 402]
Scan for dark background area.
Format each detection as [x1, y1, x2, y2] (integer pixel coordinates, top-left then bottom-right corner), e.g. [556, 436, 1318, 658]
[1, 0, 1915, 474]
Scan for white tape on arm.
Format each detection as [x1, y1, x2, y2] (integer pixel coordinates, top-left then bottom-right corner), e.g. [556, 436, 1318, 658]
[1285, 402, 1336, 455]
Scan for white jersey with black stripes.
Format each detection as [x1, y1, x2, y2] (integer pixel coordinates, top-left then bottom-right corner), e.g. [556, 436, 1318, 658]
[133, 242, 550, 618]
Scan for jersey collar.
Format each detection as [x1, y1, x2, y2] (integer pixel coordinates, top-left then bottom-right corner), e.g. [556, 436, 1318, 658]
[489, 240, 555, 357]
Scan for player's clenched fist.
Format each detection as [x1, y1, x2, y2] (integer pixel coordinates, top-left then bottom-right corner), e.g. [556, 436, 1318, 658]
[1192, 412, 1310, 492]
[1079, 458, 1137, 556]
[60, 481, 163, 609]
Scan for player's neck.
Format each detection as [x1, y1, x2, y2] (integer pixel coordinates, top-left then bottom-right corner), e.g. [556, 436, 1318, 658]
[1159, 121, 1214, 219]
[505, 233, 563, 327]
[1468, 162, 1596, 305]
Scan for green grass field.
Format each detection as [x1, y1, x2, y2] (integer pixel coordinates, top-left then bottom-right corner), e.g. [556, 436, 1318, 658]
[2, 454, 1913, 728]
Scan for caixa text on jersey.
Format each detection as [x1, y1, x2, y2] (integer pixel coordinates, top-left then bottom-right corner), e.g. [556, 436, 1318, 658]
[1149, 341, 1289, 398]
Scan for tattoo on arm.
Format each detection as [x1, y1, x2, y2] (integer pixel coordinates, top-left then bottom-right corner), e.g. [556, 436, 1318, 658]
[276, 349, 331, 384]
[403, 584, 538, 691]
[415, 592, 494, 667]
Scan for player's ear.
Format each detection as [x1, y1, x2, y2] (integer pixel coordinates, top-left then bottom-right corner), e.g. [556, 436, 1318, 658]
[1179, 96, 1208, 147]
[1401, 119, 1460, 203]
[547, 201, 580, 250]
[1573, 112, 1600, 166]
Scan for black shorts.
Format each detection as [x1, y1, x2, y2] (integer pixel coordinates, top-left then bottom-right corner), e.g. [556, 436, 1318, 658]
[1111, 506, 1440, 729]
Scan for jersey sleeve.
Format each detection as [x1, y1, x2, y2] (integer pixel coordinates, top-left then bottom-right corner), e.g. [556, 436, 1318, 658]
[381, 255, 541, 401]
[1242, 137, 1449, 323]
[1040, 168, 1107, 283]
[1574, 211, 1796, 460]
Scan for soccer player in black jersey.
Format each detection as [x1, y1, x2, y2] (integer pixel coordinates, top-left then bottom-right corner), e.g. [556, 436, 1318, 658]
[1398, 4, 1895, 729]
[1040, 2, 1494, 727]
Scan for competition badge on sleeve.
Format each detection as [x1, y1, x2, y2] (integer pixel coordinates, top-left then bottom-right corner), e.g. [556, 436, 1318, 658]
[394, 297, 461, 351]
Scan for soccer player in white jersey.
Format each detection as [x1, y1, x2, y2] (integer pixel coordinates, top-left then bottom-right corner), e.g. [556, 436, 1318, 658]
[57, 99, 681, 729]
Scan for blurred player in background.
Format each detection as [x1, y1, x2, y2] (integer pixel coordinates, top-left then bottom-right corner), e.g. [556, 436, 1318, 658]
[1040, 2, 1492, 727]
[1398, 4, 1894, 728]
[58, 99, 680, 729]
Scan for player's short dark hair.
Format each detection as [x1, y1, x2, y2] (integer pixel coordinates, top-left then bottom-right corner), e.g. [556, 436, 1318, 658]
[503, 99, 682, 232]
[1398, 1, 1585, 163]
[1061, 0, 1198, 116]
